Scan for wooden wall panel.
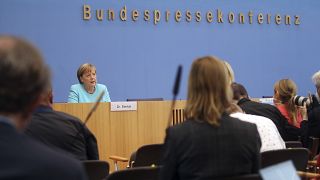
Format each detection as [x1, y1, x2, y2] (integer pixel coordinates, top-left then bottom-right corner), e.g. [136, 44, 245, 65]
[109, 110, 138, 170]
[52, 101, 186, 171]
[85, 103, 111, 162]
[137, 101, 170, 146]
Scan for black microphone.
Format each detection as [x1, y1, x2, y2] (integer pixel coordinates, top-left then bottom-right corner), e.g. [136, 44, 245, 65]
[167, 65, 182, 127]
[173, 65, 182, 96]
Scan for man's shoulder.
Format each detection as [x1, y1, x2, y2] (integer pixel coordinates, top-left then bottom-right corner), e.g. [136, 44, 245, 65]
[53, 110, 82, 124]
[240, 99, 279, 111]
[31, 139, 86, 179]
[53, 110, 79, 119]
[0, 132, 86, 179]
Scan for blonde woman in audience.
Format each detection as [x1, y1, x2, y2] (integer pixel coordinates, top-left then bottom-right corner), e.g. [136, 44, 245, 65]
[273, 79, 308, 128]
[160, 56, 261, 180]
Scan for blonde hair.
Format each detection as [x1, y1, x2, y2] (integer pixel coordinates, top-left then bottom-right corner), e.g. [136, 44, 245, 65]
[185, 56, 232, 126]
[223, 61, 235, 83]
[274, 79, 298, 125]
[77, 63, 96, 84]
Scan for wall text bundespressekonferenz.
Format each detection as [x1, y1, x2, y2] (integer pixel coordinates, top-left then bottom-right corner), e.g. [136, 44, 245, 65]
[82, 5, 301, 26]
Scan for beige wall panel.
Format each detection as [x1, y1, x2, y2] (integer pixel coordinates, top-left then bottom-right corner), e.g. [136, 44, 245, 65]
[52, 101, 187, 171]
[137, 101, 171, 145]
[109, 110, 138, 170]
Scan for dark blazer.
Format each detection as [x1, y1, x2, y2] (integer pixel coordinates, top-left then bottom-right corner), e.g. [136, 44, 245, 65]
[237, 98, 307, 141]
[0, 117, 87, 180]
[160, 114, 261, 180]
[308, 105, 320, 138]
[25, 105, 99, 160]
[307, 95, 320, 138]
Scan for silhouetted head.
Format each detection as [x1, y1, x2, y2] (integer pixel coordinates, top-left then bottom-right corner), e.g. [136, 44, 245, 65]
[0, 36, 50, 129]
[232, 82, 249, 101]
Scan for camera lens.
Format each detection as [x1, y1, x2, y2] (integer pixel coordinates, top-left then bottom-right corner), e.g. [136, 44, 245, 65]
[292, 95, 310, 106]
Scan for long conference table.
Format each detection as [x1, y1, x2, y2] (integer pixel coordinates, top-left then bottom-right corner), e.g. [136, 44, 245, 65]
[53, 100, 186, 171]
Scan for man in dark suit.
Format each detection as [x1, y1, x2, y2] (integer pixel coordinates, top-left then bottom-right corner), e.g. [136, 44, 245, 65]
[308, 71, 320, 138]
[25, 88, 99, 160]
[0, 36, 87, 179]
[308, 103, 320, 138]
[232, 82, 307, 142]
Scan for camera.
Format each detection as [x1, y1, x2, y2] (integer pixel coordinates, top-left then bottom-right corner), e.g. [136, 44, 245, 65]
[292, 95, 310, 106]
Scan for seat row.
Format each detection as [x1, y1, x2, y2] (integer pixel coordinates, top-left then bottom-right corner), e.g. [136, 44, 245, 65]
[83, 142, 320, 180]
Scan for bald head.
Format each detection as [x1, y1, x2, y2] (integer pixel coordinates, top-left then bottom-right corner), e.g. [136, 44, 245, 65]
[0, 36, 50, 116]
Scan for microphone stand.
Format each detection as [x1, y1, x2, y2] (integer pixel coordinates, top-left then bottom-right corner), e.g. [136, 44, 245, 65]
[83, 90, 105, 126]
[71, 90, 105, 144]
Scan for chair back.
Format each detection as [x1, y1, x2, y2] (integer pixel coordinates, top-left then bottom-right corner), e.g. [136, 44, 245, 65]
[107, 166, 160, 180]
[308, 137, 319, 159]
[83, 160, 110, 180]
[285, 141, 302, 148]
[131, 144, 163, 168]
[261, 148, 309, 171]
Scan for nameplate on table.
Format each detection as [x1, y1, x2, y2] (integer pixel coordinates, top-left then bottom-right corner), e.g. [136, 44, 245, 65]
[110, 102, 137, 111]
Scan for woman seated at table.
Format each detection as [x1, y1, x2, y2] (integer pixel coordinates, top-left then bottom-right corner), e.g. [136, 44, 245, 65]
[273, 79, 307, 128]
[160, 56, 261, 180]
[68, 63, 111, 103]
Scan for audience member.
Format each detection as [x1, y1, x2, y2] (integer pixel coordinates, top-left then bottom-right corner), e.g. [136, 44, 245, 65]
[0, 36, 87, 179]
[160, 56, 261, 180]
[68, 63, 111, 103]
[227, 103, 286, 152]
[25, 87, 99, 160]
[308, 71, 320, 139]
[232, 82, 305, 142]
[273, 79, 308, 128]
[312, 70, 320, 103]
